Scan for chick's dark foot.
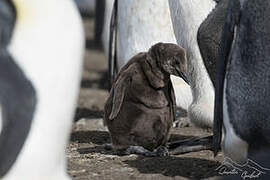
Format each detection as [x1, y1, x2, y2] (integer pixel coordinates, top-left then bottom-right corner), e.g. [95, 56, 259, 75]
[123, 146, 169, 157]
[153, 146, 169, 157]
[124, 146, 151, 155]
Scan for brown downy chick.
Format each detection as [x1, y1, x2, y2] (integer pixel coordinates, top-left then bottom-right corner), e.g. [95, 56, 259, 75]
[104, 42, 188, 156]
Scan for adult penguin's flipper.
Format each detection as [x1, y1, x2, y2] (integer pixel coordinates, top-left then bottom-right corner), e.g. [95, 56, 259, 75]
[213, 0, 240, 156]
[0, 51, 37, 177]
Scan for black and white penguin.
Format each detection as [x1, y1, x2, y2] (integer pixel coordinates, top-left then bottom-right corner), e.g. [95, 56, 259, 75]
[213, 0, 270, 163]
[0, 0, 84, 179]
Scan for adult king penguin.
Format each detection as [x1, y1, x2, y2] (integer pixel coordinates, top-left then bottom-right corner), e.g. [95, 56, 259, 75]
[0, 0, 84, 179]
[214, 0, 270, 163]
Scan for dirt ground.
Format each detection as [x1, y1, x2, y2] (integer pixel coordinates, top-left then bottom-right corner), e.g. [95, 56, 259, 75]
[66, 15, 225, 180]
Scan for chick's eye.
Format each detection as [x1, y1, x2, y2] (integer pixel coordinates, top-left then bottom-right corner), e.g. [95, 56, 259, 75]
[171, 58, 177, 64]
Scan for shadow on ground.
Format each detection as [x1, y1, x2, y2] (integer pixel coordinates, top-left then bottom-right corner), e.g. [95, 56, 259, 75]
[71, 130, 110, 145]
[124, 156, 221, 179]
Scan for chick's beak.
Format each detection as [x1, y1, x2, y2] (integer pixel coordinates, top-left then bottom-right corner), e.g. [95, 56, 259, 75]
[176, 69, 189, 85]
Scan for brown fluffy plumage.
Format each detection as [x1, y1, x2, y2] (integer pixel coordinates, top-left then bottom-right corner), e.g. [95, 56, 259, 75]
[104, 42, 187, 151]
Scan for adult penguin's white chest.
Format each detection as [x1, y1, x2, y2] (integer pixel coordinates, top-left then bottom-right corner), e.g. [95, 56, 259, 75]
[3, 0, 84, 179]
[9, 0, 84, 88]
[118, 0, 176, 67]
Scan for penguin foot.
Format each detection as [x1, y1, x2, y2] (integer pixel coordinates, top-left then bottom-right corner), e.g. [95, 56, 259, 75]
[123, 146, 169, 157]
[103, 144, 170, 157]
[168, 136, 213, 155]
[124, 146, 150, 155]
[153, 146, 169, 157]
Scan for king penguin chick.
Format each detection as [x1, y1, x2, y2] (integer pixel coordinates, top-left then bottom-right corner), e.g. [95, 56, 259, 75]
[0, 0, 84, 179]
[104, 42, 188, 156]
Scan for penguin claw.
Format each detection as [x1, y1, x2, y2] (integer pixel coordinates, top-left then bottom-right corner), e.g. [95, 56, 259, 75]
[168, 136, 213, 155]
